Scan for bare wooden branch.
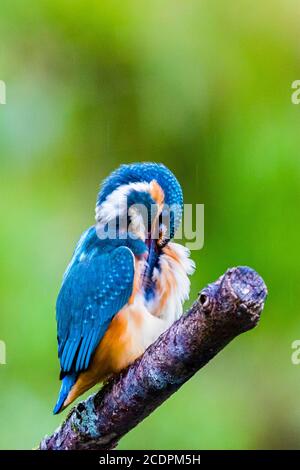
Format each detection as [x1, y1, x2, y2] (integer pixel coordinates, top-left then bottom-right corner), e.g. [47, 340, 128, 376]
[40, 266, 267, 450]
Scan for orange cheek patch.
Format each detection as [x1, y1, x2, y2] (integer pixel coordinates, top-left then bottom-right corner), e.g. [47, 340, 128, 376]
[150, 180, 165, 208]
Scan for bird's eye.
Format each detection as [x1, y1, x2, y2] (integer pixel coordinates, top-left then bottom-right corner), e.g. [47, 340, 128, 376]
[237, 304, 248, 316]
[199, 293, 210, 308]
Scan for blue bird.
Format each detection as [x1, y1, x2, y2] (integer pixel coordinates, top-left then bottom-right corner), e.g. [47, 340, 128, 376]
[53, 163, 195, 414]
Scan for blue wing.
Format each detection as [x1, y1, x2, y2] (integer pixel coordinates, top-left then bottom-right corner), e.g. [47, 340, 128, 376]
[56, 245, 135, 376]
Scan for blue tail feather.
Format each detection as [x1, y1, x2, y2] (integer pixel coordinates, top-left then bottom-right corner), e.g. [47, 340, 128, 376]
[53, 373, 77, 414]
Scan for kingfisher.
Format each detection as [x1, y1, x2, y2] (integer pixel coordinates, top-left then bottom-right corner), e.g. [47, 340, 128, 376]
[53, 162, 195, 414]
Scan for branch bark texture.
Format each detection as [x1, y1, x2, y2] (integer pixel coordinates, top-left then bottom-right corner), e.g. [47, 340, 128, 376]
[40, 265, 267, 450]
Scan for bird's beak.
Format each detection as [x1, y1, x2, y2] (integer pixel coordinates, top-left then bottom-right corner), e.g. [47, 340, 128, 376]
[142, 236, 158, 289]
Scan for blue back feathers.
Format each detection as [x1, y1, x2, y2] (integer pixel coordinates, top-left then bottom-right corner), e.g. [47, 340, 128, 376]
[54, 230, 137, 413]
[53, 373, 76, 414]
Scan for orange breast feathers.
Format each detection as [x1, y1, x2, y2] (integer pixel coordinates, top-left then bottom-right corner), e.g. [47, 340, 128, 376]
[63, 245, 194, 409]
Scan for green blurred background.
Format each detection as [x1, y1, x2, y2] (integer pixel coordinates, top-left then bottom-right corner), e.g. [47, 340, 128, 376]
[0, 0, 299, 450]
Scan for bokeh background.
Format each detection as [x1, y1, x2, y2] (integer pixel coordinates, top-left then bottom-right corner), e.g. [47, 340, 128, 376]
[0, 0, 300, 450]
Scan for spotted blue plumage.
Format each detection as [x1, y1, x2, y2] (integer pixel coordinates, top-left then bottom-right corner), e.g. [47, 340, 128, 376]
[53, 228, 138, 413]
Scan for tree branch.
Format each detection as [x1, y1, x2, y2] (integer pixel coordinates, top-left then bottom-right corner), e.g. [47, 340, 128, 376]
[40, 266, 267, 450]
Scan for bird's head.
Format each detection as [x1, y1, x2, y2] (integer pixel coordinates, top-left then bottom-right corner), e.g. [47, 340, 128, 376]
[95, 162, 183, 260]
